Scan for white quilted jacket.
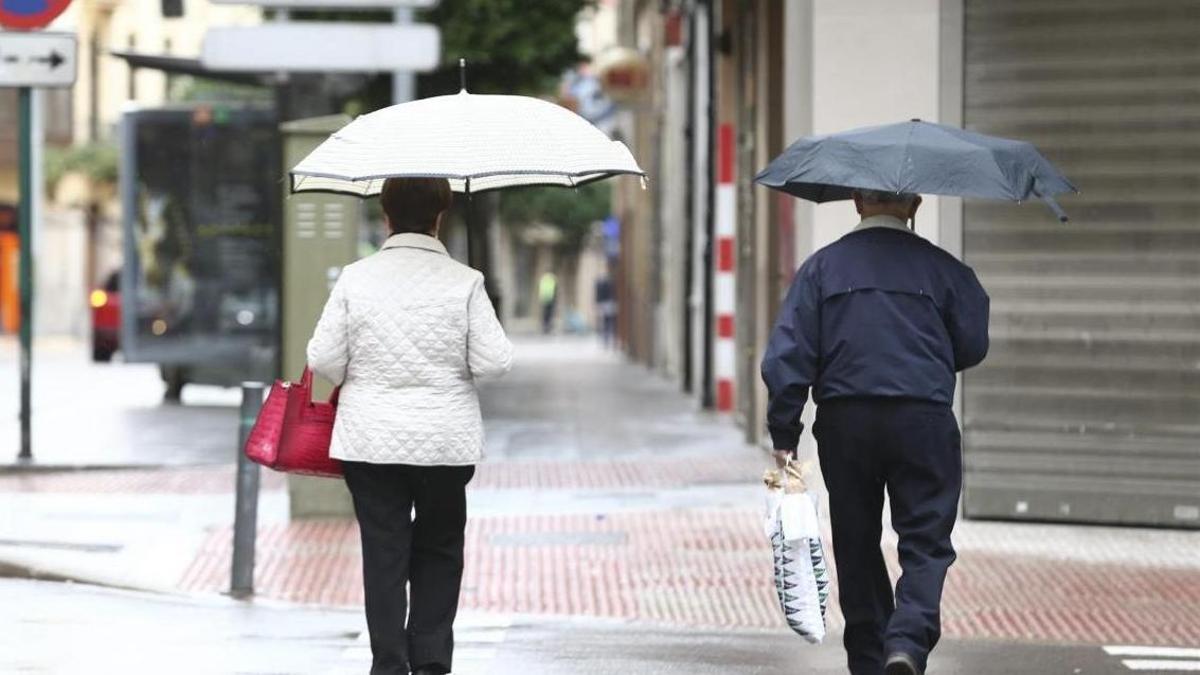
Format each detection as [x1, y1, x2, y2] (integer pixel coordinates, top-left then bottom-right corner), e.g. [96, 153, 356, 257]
[306, 233, 513, 465]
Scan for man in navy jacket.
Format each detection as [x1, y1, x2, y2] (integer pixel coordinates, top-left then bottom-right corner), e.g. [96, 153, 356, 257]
[762, 189, 989, 675]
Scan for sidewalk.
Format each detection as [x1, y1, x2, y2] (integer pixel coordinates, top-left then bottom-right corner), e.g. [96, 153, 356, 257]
[1, 336, 1198, 671]
[4, 577, 1144, 675]
[0, 336, 242, 468]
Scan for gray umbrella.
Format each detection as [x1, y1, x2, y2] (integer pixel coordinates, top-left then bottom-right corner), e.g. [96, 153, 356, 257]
[754, 119, 1078, 221]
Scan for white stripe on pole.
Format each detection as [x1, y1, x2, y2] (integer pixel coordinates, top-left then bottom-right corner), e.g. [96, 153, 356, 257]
[715, 185, 736, 235]
[715, 339, 737, 378]
[714, 275, 736, 314]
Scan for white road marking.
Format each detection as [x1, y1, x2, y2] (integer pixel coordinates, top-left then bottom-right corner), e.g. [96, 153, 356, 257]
[1106, 647, 1200, 659]
[1121, 660, 1200, 671]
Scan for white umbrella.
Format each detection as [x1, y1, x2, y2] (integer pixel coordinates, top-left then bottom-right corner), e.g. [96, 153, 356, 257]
[290, 88, 645, 197]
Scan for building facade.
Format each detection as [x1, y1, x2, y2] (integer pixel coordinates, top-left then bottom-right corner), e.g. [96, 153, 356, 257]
[613, 0, 1199, 529]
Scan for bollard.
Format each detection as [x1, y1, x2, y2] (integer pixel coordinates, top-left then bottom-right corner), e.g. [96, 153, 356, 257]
[231, 382, 264, 598]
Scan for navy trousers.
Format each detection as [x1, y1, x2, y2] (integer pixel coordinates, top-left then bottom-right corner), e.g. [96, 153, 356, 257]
[342, 462, 475, 675]
[813, 398, 962, 675]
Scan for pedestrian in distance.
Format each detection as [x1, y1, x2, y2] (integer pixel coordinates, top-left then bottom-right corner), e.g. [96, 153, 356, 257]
[307, 177, 514, 675]
[539, 270, 558, 334]
[594, 275, 616, 347]
[761, 189, 990, 675]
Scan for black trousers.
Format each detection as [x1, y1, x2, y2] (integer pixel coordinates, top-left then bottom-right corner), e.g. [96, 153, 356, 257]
[342, 461, 475, 675]
[813, 398, 962, 675]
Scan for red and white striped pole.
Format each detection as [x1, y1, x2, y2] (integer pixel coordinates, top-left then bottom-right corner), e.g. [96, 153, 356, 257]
[714, 123, 736, 412]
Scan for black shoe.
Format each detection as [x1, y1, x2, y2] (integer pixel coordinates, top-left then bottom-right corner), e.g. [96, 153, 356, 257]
[411, 667, 446, 675]
[885, 652, 920, 675]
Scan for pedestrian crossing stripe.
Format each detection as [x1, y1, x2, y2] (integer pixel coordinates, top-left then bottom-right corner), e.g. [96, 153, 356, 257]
[1120, 661, 1200, 672]
[1106, 647, 1200, 659]
[1104, 645, 1200, 672]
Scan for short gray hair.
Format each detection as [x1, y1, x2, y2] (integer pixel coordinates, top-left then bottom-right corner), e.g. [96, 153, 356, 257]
[854, 188, 919, 206]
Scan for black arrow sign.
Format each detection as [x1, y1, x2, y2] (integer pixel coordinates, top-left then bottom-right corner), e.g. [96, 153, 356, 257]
[30, 51, 65, 69]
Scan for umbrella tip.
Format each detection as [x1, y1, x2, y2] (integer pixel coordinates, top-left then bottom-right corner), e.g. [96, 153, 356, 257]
[459, 58, 467, 92]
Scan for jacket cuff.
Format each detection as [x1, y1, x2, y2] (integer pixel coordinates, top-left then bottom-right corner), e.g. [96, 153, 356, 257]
[768, 423, 804, 452]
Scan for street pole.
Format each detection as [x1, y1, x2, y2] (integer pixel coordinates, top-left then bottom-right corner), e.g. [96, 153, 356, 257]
[231, 382, 264, 598]
[17, 86, 33, 461]
[392, 7, 415, 104]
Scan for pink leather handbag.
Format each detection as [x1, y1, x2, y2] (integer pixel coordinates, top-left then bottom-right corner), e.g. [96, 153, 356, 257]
[243, 368, 342, 478]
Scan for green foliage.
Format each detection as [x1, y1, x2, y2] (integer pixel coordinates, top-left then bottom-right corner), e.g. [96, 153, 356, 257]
[418, 0, 593, 96]
[499, 181, 611, 251]
[170, 76, 273, 105]
[44, 141, 118, 191]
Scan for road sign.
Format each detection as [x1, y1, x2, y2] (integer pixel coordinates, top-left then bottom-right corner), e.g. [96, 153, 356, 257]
[0, 0, 72, 30]
[201, 23, 440, 73]
[210, 0, 436, 6]
[0, 32, 76, 87]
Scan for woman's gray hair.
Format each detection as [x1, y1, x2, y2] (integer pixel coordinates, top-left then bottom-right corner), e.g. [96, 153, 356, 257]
[854, 188, 919, 206]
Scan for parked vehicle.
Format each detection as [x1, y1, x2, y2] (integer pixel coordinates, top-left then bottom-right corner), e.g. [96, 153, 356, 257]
[90, 271, 121, 362]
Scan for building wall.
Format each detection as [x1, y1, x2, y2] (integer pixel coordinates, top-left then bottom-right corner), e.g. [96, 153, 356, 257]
[808, 0, 943, 250]
[51, 0, 261, 143]
[656, 43, 689, 380]
[615, 0, 944, 440]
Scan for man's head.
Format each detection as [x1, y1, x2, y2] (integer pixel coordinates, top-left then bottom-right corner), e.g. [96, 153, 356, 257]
[852, 188, 922, 223]
[380, 177, 453, 236]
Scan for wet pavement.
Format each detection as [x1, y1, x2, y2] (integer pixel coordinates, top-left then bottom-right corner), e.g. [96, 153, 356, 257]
[2, 336, 1199, 673]
[0, 578, 1174, 674]
[0, 337, 241, 468]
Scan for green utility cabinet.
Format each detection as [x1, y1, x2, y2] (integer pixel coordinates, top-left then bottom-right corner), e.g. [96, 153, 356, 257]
[281, 115, 360, 518]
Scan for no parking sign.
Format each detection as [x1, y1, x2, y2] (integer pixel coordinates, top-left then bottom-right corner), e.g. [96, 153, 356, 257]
[0, 0, 72, 30]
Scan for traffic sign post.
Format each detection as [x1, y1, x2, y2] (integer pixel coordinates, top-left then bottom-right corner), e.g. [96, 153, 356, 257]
[0, 0, 72, 30]
[201, 23, 440, 73]
[17, 87, 32, 460]
[1, 17, 77, 462]
[0, 32, 77, 87]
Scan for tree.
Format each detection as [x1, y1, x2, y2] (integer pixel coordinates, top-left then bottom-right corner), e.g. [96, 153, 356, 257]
[418, 0, 593, 97]
[499, 181, 611, 253]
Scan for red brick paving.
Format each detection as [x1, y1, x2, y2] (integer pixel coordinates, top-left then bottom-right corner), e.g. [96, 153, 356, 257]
[176, 509, 1200, 647]
[469, 454, 764, 490]
[12, 460, 1199, 646]
[0, 453, 760, 494]
[0, 466, 287, 494]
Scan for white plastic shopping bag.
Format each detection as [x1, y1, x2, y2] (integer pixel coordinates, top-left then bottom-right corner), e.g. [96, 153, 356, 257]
[763, 460, 830, 644]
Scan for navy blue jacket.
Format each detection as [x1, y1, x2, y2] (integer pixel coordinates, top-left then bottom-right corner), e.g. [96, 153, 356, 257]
[761, 218, 990, 451]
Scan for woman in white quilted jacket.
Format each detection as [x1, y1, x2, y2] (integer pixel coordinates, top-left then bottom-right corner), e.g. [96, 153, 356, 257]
[307, 176, 513, 675]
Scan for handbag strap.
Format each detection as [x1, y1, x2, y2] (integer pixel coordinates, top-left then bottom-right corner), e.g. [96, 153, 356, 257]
[298, 367, 340, 406]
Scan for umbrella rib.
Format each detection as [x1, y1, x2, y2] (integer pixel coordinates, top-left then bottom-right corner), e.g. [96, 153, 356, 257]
[896, 122, 917, 193]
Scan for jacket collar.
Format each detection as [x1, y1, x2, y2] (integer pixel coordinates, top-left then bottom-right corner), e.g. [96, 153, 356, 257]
[381, 232, 449, 256]
[854, 214, 914, 233]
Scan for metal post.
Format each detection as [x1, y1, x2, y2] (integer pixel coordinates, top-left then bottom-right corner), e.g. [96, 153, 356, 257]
[393, 7, 416, 104]
[231, 382, 264, 597]
[18, 87, 33, 462]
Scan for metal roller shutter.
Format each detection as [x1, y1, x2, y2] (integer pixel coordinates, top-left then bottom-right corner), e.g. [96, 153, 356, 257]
[961, 0, 1200, 528]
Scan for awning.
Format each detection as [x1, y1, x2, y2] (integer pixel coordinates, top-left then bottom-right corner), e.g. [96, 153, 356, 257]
[109, 51, 270, 87]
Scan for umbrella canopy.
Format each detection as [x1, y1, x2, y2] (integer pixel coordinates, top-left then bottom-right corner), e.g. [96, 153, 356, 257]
[290, 91, 645, 197]
[754, 119, 1077, 221]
